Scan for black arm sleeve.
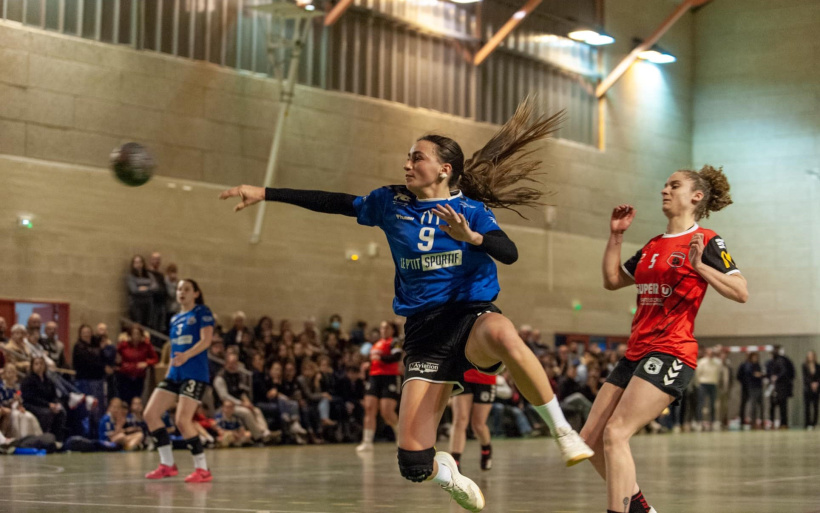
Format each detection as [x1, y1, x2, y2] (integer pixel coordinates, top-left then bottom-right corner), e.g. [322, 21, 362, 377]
[480, 230, 518, 265]
[380, 348, 403, 364]
[265, 188, 357, 217]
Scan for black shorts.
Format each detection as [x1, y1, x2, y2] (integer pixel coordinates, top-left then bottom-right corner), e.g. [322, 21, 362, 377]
[606, 352, 695, 401]
[403, 302, 503, 394]
[365, 374, 402, 401]
[462, 382, 496, 404]
[156, 379, 208, 402]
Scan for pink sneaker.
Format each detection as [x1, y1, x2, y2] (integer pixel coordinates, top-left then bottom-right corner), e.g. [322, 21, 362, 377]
[184, 468, 213, 483]
[145, 464, 178, 479]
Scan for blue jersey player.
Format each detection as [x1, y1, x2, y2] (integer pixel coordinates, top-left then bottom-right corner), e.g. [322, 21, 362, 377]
[220, 100, 593, 511]
[143, 279, 214, 483]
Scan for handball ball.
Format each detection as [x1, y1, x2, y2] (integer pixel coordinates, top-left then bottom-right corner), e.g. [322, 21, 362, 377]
[110, 142, 155, 187]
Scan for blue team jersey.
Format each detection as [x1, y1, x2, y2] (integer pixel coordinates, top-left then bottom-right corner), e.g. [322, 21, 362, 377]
[215, 413, 242, 431]
[167, 304, 215, 383]
[99, 413, 116, 441]
[353, 185, 501, 316]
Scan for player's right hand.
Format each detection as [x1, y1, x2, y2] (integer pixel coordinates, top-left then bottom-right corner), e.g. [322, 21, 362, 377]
[219, 185, 265, 212]
[610, 204, 635, 234]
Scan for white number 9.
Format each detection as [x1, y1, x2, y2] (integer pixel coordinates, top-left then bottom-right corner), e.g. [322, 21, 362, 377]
[417, 227, 435, 251]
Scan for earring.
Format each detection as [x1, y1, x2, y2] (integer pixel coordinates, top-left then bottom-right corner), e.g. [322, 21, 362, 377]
[439, 173, 447, 180]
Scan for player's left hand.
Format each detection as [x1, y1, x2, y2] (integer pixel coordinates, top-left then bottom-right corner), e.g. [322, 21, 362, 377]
[432, 204, 481, 245]
[688, 233, 705, 270]
[171, 352, 190, 367]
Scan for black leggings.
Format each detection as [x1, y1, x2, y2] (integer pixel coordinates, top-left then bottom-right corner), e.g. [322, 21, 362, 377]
[804, 391, 819, 427]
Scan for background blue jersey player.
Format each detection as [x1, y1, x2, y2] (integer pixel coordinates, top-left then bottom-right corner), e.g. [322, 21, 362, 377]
[220, 99, 593, 512]
[143, 279, 214, 483]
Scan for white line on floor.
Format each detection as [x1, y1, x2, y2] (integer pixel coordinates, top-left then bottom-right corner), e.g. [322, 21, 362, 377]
[0, 499, 334, 513]
[742, 474, 820, 485]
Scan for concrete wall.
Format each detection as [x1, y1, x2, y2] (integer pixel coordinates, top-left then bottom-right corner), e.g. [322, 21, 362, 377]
[0, 0, 696, 339]
[692, 0, 820, 337]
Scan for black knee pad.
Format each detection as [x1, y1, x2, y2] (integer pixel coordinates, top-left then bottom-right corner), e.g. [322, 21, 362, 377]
[397, 447, 436, 483]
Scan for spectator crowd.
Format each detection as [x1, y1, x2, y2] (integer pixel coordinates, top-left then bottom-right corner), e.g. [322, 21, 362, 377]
[1, 252, 818, 455]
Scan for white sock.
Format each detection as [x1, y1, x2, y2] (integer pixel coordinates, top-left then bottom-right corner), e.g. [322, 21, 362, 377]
[158, 445, 174, 466]
[431, 461, 452, 485]
[362, 429, 375, 444]
[533, 397, 571, 437]
[193, 453, 208, 471]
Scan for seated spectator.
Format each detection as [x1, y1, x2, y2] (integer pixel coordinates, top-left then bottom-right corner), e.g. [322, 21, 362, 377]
[336, 365, 365, 442]
[0, 316, 7, 343]
[213, 353, 273, 443]
[127, 255, 158, 328]
[254, 316, 275, 343]
[275, 343, 294, 368]
[556, 365, 593, 427]
[215, 401, 252, 447]
[1, 363, 43, 438]
[40, 321, 67, 369]
[3, 324, 35, 373]
[349, 321, 367, 348]
[238, 331, 256, 368]
[21, 357, 67, 442]
[117, 325, 159, 405]
[224, 312, 251, 348]
[297, 360, 333, 443]
[323, 333, 343, 366]
[490, 372, 533, 438]
[255, 361, 306, 444]
[129, 396, 148, 439]
[99, 398, 144, 450]
[207, 334, 226, 383]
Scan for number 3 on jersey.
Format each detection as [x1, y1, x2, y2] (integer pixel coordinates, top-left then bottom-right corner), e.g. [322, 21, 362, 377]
[418, 227, 435, 251]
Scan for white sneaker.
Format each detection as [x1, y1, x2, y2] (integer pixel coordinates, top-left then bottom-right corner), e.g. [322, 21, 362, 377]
[434, 452, 485, 512]
[290, 420, 307, 436]
[649, 507, 658, 513]
[554, 426, 594, 467]
[356, 442, 374, 452]
[68, 393, 85, 409]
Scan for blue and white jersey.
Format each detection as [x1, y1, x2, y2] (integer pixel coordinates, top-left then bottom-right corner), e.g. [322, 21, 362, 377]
[167, 304, 215, 383]
[353, 185, 501, 316]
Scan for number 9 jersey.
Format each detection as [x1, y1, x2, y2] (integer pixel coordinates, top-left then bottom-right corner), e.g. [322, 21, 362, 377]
[353, 185, 501, 317]
[622, 224, 739, 368]
[167, 304, 215, 382]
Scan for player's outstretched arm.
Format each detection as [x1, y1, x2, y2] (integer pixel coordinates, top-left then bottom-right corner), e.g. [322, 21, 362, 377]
[219, 185, 357, 217]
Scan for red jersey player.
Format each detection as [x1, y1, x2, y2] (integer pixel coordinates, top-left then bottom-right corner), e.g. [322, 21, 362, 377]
[580, 166, 748, 513]
[357, 321, 403, 452]
[450, 368, 496, 472]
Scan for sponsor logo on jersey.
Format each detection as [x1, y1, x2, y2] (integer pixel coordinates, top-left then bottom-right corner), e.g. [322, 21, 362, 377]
[187, 316, 197, 325]
[421, 250, 463, 271]
[202, 315, 214, 323]
[396, 214, 414, 221]
[636, 283, 673, 297]
[408, 362, 439, 375]
[667, 252, 686, 268]
[172, 335, 194, 346]
[643, 357, 663, 375]
[393, 192, 412, 203]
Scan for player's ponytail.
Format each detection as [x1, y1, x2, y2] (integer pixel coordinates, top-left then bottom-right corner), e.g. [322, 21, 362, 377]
[183, 278, 205, 305]
[681, 165, 733, 221]
[418, 97, 562, 217]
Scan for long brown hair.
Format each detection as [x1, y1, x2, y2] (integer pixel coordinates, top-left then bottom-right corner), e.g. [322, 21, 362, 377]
[680, 165, 733, 221]
[419, 98, 563, 217]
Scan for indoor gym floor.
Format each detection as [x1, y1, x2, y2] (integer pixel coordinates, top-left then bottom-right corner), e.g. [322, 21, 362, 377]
[1, 431, 818, 513]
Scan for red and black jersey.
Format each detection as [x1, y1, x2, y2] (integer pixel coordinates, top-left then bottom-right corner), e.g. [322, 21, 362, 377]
[370, 337, 402, 376]
[464, 368, 497, 385]
[622, 224, 739, 368]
